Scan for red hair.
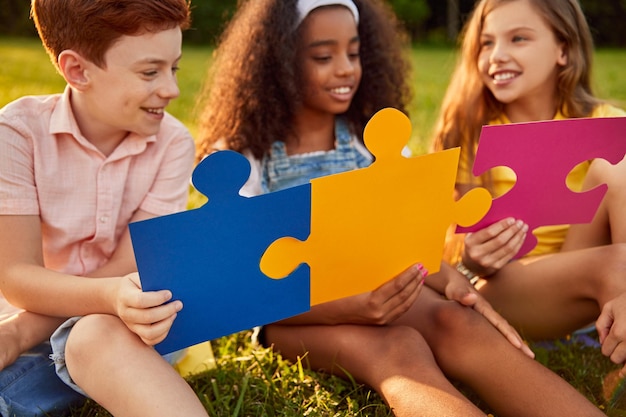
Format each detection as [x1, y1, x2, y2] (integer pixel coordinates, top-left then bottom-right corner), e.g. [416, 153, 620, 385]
[31, 0, 191, 69]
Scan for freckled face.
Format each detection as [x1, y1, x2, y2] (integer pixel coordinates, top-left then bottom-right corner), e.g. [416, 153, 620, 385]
[82, 27, 183, 141]
[477, 0, 567, 110]
[297, 6, 361, 117]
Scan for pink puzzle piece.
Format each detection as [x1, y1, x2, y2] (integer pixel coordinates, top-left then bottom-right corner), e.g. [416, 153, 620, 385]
[261, 108, 491, 305]
[458, 117, 626, 257]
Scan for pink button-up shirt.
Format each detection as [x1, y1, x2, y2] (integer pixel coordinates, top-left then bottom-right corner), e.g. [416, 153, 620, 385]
[0, 87, 195, 276]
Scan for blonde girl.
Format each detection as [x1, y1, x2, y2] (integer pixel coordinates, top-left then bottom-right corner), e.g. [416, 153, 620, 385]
[432, 0, 626, 346]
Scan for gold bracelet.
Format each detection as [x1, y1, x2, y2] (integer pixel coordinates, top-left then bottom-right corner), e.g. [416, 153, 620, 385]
[456, 261, 480, 285]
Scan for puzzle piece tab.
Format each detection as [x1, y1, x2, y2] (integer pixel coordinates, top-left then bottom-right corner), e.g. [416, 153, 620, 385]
[261, 108, 492, 305]
[130, 151, 311, 355]
[458, 117, 626, 258]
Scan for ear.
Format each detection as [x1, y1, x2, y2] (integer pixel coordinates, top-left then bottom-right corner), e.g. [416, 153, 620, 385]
[557, 43, 568, 66]
[58, 50, 92, 90]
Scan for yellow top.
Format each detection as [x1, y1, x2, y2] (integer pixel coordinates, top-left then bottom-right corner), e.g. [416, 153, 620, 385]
[457, 103, 626, 257]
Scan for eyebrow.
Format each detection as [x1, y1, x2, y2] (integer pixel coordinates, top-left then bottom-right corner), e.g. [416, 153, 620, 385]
[134, 54, 183, 65]
[308, 36, 360, 48]
[482, 26, 537, 36]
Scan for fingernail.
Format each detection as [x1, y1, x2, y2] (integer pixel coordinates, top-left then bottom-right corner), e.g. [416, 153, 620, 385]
[422, 269, 429, 277]
[417, 263, 424, 270]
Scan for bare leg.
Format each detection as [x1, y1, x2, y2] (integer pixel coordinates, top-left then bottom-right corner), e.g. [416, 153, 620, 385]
[65, 314, 208, 417]
[477, 244, 626, 339]
[265, 320, 486, 417]
[0, 312, 64, 370]
[397, 287, 605, 417]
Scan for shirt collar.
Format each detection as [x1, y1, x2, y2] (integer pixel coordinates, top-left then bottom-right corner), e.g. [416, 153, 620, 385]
[49, 86, 157, 159]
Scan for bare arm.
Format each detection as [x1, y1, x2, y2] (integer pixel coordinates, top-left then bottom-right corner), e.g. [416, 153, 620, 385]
[0, 212, 180, 346]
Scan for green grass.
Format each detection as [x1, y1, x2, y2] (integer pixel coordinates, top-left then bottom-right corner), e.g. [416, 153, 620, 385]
[3, 36, 626, 416]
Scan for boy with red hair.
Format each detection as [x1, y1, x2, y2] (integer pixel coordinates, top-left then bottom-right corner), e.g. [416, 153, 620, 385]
[0, 0, 208, 415]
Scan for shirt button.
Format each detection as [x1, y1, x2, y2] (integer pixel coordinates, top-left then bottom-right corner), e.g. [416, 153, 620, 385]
[99, 216, 108, 223]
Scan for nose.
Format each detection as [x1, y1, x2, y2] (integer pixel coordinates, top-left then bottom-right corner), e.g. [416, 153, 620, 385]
[336, 54, 357, 77]
[489, 42, 511, 64]
[159, 72, 180, 99]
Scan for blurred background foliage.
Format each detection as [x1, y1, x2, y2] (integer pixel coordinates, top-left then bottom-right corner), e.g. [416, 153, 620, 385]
[1, 0, 625, 47]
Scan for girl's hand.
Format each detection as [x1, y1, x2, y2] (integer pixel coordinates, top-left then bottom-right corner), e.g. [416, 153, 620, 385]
[463, 217, 528, 276]
[114, 273, 182, 346]
[335, 263, 427, 326]
[597, 294, 626, 376]
[444, 270, 535, 359]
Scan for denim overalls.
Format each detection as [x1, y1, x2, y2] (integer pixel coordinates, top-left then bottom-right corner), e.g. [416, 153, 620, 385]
[260, 118, 372, 193]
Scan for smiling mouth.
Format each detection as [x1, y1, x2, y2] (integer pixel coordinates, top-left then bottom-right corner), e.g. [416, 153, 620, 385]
[330, 86, 353, 94]
[492, 71, 519, 82]
[144, 108, 165, 115]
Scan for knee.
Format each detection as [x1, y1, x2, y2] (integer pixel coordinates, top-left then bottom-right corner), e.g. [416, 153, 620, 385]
[348, 326, 438, 382]
[595, 244, 626, 290]
[65, 314, 126, 368]
[604, 243, 626, 272]
[330, 325, 432, 369]
[368, 326, 430, 360]
[425, 300, 483, 358]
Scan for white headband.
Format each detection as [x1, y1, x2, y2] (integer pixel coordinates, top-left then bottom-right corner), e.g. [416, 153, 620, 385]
[296, 0, 359, 26]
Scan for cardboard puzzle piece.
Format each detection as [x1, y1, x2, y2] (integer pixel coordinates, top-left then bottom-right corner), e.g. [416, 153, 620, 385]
[130, 151, 311, 355]
[458, 117, 626, 258]
[261, 108, 492, 305]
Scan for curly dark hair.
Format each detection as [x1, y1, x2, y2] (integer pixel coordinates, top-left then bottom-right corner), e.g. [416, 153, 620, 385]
[195, 0, 413, 161]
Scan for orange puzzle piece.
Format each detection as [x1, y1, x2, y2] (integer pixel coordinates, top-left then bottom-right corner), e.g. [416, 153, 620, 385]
[261, 108, 492, 305]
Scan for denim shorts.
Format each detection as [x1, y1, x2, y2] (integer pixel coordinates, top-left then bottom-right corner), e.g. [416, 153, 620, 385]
[49, 317, 86, 396]
[0, 341, 84, 416]
[50, 316, 186, 397]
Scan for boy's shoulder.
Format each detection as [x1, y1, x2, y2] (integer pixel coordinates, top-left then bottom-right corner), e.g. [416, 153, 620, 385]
[0, 93, 61, 122]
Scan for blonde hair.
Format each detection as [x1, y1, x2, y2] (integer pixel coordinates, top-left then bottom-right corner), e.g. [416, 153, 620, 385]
[431, 0, 599, 184]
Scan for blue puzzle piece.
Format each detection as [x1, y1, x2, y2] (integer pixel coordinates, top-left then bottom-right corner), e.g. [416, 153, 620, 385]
[130, 151, 311, 355]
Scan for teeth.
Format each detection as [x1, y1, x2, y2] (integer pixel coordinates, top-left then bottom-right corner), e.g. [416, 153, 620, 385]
[493, 72, 516, 81]
[331, 86, 351, 94]
[146, 108, 164, 114]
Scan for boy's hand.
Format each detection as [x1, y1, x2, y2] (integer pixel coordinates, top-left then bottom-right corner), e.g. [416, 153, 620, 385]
[597, 293, 626, 376]
[444, 270, 535, 359]
[115, 273, 182, 346]
[337, 264, 426, 325]
[463, 217, 528, 276]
